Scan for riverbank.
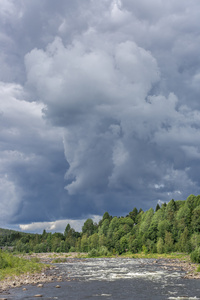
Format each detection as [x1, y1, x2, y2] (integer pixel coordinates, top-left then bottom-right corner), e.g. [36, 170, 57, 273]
[126, 252, 200, 279]
[0, 252, 86, 293]
[0, 252, 199, 294]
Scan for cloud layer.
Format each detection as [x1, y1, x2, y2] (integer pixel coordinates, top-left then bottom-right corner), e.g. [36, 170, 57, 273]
[1, 0, 200, 231]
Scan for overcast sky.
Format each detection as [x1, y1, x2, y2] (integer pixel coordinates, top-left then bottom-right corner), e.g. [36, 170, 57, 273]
[1, 0, 200, 233]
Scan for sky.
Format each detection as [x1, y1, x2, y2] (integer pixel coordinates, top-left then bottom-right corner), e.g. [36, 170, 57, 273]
[0, 0, 200, 233]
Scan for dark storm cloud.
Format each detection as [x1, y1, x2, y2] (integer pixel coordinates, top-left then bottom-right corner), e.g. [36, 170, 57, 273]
[1, 0, 200, 231]
[0, 82, 67, 225]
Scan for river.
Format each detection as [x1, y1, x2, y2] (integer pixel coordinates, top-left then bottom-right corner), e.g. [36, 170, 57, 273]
[2, 258, 200, 299]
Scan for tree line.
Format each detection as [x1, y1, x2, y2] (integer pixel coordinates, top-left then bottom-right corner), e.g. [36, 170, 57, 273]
[1, 194, 200, 261]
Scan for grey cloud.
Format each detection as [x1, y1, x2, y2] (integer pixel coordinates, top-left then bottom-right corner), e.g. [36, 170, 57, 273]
[0, 82, 67, 224]
[24, 21, 200, 215]
[24, 35, 160, 201]
[0, 0, 90, 83]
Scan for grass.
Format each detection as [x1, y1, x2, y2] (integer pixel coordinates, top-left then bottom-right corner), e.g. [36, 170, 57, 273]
[52, 258, 68, 263]
[128, 252, 190, 261]
[0, 251, 45, 280]
[85, 251, 192, 262]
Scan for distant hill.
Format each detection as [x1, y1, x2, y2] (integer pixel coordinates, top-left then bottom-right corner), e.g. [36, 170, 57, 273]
[0, 227, 35, 248]
[0, 228, 22, 236]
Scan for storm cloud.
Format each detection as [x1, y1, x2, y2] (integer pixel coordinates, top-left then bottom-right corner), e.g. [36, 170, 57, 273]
[1, 0, 200, 232]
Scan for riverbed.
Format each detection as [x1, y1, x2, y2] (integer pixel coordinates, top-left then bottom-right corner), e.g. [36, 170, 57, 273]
[1, 257, 200, 299]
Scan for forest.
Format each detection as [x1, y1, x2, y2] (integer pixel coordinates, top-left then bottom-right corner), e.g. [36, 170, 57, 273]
[1, 194, 200, 262]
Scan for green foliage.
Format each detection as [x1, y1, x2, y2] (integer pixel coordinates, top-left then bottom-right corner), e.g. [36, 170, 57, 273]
[0, 250, 44, 280]
[82, 219, 95, 236]
[128, 207, 138, 222]
[157, 237, 164, 254]
[190, 233, 200, 251]
[1, 195, 200, 257]
[88, 248, 100, 257]
[155, 204, 160, 212]
[157, 220, 170, 239]
[102, 212, 112, 222]
[107, 217, 120, 238]
[142, 245, 148, 254]
[128, 235, 140, 253]
[176, 204, 191, 232]
[177, 227, 191, 253]
[166, 199, 176, 216]
[88, 233, 99, 250]
[88, 246, 111, 257]
[99, 246, 110, 256]
[0, 252, 9, 269]
[191, 206, 200, 233]
[52, 257, 68, 263]
[186, 194, 197, 211]
[99, 219, 110, 236]
[64, 224, 71, 238]
[147, 220, 158, 242]
[164, 231, 174, 253]
[190, 247, 200, 263]
[81, 234, 89, 252]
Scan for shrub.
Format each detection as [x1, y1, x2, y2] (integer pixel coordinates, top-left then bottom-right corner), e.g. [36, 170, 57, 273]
[190, 247, 200, 263]
[69, 247, 75, 252]
[88, 248, 100, 257]
[142, 245, 148, 254]
[99, 246, 110, 256]
[52, 258, 67, 263]
[0, 253, 9, 269]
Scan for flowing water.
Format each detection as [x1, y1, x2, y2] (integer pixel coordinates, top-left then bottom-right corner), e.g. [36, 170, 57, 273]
[2, 258, 200, 299]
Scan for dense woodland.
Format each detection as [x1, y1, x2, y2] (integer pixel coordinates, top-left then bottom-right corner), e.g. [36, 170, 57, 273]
[1, 195, 200, 262]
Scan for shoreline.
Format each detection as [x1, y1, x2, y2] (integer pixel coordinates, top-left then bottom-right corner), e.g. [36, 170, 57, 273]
[0, 252, 86, 293]
[0, 252, 199, 294]
[154, 258, 200, 279]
